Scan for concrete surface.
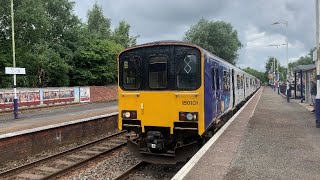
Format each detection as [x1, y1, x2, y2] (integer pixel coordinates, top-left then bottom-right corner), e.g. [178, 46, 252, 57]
[182, 87, 262, 180]
[225, 87, 320, 179]
[182, 87, 320, 179]
[0, 101, 118, 134]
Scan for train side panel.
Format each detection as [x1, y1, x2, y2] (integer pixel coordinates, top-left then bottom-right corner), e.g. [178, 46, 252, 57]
[203, 53, 233, 130]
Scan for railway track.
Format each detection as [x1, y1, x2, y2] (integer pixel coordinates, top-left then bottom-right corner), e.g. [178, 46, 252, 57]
[114, 161, 149, 180]
[0, 131, 127, 180]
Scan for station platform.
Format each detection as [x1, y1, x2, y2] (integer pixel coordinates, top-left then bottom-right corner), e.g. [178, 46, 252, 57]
[174, 87, 320, 179]
[0, 101, 118, 135]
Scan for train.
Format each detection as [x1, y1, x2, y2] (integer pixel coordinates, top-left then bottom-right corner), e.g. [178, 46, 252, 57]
[117, 41, 260, 164]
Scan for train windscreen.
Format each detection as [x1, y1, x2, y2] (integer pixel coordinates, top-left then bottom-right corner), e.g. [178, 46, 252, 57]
[119, 45, 201, 91]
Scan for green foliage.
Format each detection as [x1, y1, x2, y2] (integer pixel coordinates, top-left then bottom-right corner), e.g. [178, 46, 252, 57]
[112, 20, 138, 48]
[24, 43, 71, 87]
[0, 0, 79, 88]
[87, 2, 111, 38]
[70, 34, 123, 86]
[184, 18, 242, 65]
[242, 67, 268, 84]
[265, 56, 287, 82]
[288, 48, 315, 70]
[0, 0, 137, 88]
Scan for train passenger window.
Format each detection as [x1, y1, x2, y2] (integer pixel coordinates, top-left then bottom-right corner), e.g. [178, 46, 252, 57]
[237, 75, 240, 89]
[177, 54, 197, 89]
[148, 56, 168, 89]
[223, 70, 230, 91]
[246, 78, 248, 87]
[123, 56, 141, 89]
[211, 68, 215, 90]
[240, 76, 244, 89]
[216, 68, 220, 90]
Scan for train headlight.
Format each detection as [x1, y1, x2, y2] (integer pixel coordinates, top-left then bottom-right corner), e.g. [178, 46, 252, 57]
[179, 112, 198, 121]
[122, 110, 137, 119]
[125, 112, 131, 118]
[186, 113, 193, 120]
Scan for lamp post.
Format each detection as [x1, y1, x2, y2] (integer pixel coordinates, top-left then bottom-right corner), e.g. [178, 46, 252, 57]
[11, 0, 18, 119]
[272, 21, 290, 102]
[274, 57, 276, 91]
[315, 0, 320, 127]
[268, 44, 286, 95]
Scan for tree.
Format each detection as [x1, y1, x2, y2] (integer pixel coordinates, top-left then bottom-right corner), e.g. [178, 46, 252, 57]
[70, 35, 123, 86]
[87, 2, 111, 38]
[0, 0, 80, 88]
[264, 56, 287, 82]
[242, 67, 267, 84]
[22, 43, 70, 87]
[112, 20, 138, 48]
[288, 48, 315, 70]
[184, 18, 242, 65]
[0, 0, 138, 88]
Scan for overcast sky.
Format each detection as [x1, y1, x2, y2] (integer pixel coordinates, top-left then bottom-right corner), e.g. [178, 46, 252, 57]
[73, 0, 315, 71]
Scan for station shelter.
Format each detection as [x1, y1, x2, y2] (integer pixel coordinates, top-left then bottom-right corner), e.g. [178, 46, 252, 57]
[293, 64, 316, 105]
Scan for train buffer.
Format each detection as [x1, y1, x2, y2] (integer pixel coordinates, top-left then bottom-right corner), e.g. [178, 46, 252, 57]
[174, 86, 320, 179]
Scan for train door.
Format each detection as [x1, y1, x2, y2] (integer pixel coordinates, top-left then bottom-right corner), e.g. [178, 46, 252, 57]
[211, 62, 221, 117]
[244, 75, 246, 99]
[215, 63, 222, 115]
[232, 69, 235, 108]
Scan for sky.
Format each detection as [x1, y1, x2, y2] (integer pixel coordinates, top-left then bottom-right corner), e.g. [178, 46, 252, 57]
[73, 0, 315, 72]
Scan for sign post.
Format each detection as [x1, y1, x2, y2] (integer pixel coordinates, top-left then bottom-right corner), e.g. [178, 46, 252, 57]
[5, 67, 26, 119]
[10, 0, 19, 119]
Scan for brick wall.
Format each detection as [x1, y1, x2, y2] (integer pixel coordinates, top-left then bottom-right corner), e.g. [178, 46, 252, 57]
[0, 116, 118, 163]
[90, 85, 118, 103]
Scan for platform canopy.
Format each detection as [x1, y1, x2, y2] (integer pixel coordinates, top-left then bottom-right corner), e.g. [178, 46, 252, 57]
[293, 64, 316, 73]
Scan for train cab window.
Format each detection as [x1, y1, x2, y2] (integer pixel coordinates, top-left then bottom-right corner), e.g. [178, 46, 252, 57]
[123, 56, 141, 89]
[177, 54, 198, 89]
[148, 56, 168, 89]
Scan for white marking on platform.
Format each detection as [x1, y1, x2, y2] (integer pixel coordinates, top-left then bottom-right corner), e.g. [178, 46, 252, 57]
[250, 87, 263, 117]
[172, 88, 262, 180]
[0, 112, 118, 140]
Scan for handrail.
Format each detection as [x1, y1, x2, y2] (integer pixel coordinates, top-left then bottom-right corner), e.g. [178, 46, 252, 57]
[121, 93, 140, 97]
[174, 93, 199, 97]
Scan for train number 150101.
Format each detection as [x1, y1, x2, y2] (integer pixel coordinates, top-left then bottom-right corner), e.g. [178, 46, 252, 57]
[182, 101, 198, 105]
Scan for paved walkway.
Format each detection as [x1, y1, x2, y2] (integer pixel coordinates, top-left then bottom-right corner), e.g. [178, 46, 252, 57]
[0, 101, 118, 135]
[181, 87, 320, 179]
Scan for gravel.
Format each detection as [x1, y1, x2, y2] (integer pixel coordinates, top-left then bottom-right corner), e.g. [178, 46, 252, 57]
[61, 147, 140, 180]
[0, 130, 118, 173]
[129, 163, 185, 180]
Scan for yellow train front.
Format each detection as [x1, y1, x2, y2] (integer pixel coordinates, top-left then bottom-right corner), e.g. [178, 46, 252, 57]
[117, 41, 261, 164]
[118, 41, 205, 164]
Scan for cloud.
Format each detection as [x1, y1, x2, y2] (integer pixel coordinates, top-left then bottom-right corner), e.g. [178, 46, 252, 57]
[73, 0, 315, 72]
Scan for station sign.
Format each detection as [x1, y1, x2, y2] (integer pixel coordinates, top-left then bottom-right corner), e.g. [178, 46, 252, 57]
[5, 67, 26, 74]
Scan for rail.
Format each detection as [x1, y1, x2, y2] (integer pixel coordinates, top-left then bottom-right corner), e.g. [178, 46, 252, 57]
[0, 130, 127, 179]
